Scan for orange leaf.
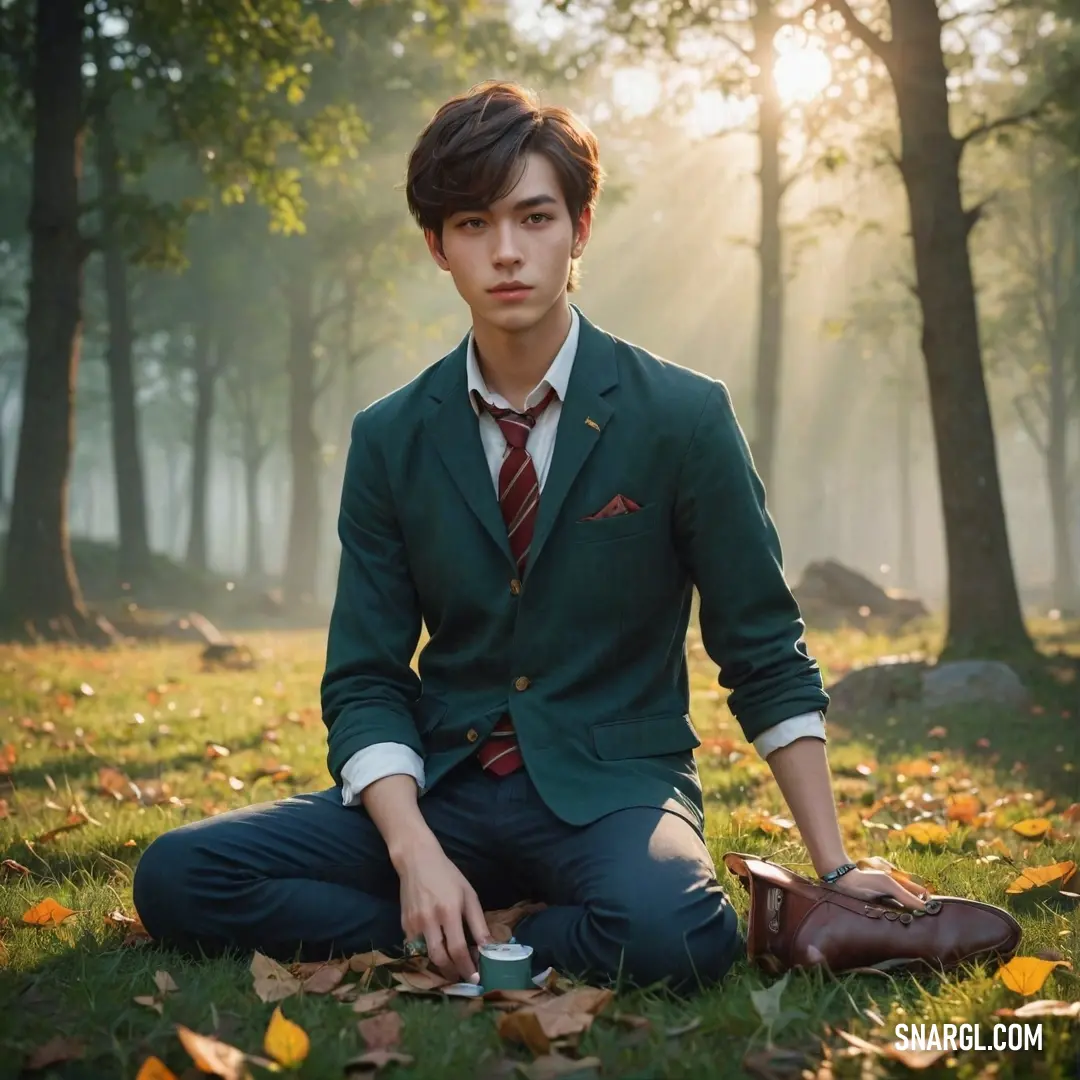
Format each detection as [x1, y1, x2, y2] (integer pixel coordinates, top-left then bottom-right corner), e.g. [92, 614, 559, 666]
[944, 794, 981, 824]
[175, 1025, 245, 1080]
[1005, 862, 1077, 894]
[135, 1056, 179, 1080]
[1011, 818, 1052, 839]
[98, 766, 140, 802]
[996, 956, 1072, 996]
[264, 1005, 310, 1067]
[22, 898, 76, 927]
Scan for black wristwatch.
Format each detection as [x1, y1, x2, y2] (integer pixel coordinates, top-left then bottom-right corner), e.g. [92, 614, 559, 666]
[819, 861, 858, 884]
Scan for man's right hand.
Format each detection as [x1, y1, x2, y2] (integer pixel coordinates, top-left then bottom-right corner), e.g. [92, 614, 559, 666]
[396, 835, 493, 982]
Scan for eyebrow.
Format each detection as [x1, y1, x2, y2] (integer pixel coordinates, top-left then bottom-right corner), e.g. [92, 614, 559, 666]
[455, 194, 559, 215]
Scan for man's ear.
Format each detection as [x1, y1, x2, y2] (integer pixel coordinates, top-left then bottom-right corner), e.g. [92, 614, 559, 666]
[572, 207, 593, 259]
[424, 227, 450, 270]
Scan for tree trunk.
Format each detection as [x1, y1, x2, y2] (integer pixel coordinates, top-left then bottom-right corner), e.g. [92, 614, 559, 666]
[895, 376, 917, 592]
[244, 451, 265, 580]
[185, 324, 215, 571]
[283, 273, 321, 608]
[749, 2, 784, 497]
[1046, 336, 1077, 612]
[0, 0, 107, 641]
[888, 0, 1031, 659]
[94, 98, 153, 587]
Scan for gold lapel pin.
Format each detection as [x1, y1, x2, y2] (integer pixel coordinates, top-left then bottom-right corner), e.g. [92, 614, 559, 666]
[584, 417, 601, 432]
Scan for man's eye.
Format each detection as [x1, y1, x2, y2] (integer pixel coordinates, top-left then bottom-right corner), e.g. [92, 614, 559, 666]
[528, 213, 553, 224]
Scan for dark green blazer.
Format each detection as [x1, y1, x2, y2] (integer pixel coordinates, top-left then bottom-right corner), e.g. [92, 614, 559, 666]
[321, 305, 828, 833]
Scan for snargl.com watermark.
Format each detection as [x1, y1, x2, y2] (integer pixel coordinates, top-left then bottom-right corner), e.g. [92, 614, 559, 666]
[895, 1023, 1043, 1053]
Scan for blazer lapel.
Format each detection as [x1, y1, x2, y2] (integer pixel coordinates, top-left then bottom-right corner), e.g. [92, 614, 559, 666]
[526, 307, 619, 581]
[425, 336, 516, 569]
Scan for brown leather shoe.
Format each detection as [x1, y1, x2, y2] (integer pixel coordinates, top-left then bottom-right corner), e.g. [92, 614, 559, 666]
[723, 852, 1022, 976]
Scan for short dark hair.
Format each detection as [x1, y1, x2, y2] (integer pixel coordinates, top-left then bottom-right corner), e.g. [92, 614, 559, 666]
[404, 80, 604, 292]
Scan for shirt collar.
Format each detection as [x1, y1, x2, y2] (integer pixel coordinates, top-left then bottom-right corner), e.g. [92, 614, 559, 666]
[467, 305, 579, 415]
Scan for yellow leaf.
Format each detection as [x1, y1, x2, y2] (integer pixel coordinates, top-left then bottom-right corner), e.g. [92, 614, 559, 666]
[1011, 818, 1052, 839]
[996, 956, 1071, 996]
[135, 1056, 179, 1080]
[22, 898, 76, 927]
[1005, 862, 1077, 894]
[902, 822, 950, 846]
[264, 1005, 310, 1067]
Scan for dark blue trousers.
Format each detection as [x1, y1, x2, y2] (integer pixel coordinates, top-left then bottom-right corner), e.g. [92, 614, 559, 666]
[132, 758, 743, 993]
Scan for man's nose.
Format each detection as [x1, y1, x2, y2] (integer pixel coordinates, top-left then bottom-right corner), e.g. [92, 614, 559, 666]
[492, 222, 524, 265]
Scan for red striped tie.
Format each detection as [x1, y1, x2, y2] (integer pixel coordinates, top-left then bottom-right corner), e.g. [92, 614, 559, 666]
[471, 386, 558, 775]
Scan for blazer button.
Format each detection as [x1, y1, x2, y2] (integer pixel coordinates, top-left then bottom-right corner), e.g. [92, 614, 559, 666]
[466, 728, 479, 742]
[509, 579, 522, 596]
[514, 676, 530, 691]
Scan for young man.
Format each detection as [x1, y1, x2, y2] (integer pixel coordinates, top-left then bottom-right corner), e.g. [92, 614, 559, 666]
[133, 81, 927, 993]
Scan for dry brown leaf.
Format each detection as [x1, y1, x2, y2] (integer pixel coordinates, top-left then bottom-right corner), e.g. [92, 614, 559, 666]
[349, 950, 397, 973]
[0, 798, 9, 818]
[482, 988, 549, 1009]
[484, 900, 548, 943]
[175, 1024, 246, 1080]
[154, 970, 179, 994]
[22, 898, 76, 927]
[996, 955, 1072, 995]
[36, 814, 89, 844]
[358, 1010, 403, 1051]
[98, 765, 140, 801]
[391, 967, 451, 992]
[299, 963, 347, 995]
[134, 994, 164, 1015]
[944, 793, 982, 824]
[23, 1035, 86, 1070]
[519, 1053, 602, 1079]
[2, 859, 30, 876]
[498, 987, 614, 1055]
[251, 950, 301, 1003]
[837, 1030, 946, 1070]
[104, 908, 143, 931]
[206, 743, 231, 758]
[344, 1049, 415, 1074]
[353, 989, 399, 1014]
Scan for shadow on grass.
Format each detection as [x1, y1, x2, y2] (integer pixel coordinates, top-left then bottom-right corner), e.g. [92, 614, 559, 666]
[0, 837, 144, 884]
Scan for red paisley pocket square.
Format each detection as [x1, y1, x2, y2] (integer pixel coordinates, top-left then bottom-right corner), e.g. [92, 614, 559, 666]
[579, 494, 642, 521]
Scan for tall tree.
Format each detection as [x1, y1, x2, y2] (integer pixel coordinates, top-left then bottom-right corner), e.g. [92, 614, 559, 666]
[820, 0, 1035, 659]
[0, 0, 105, 639]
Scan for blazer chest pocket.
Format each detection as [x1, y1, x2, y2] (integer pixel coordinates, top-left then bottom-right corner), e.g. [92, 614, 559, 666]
[591, 713, 700, 760]
[572, 501, 661, 544]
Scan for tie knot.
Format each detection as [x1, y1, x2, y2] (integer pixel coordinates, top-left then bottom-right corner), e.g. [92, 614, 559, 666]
[474, 386, 558, 450]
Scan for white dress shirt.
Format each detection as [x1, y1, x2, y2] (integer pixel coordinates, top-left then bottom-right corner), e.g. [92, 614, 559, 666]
[339, 307, 825, 805]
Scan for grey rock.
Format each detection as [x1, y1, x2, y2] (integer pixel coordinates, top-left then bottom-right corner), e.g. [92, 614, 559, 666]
[920, 660, 1030, 711]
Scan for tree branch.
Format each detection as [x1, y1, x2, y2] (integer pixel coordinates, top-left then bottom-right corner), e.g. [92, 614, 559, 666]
[819, 0, 894, 68]
[1012, 393, 1048, 457]
[963, 195, 993, 237]
[958, 102, 1044, 151]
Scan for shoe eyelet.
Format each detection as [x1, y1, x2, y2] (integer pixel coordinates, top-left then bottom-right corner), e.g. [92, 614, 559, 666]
[900, 912, 913, 924]
[925, 899, 942, 914]
[884, 910, 900, 920]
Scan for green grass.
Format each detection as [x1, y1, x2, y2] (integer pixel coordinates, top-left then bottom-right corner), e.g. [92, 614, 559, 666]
[0, 619, 1077, 1079]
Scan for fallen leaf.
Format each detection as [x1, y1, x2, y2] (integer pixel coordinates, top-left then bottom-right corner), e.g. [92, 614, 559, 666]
[24, 1035, 86, 1070]
[22, 898, 77, 927]
[349, 950, 397, 973]
[518, 1053, 602, 1079]
[498, 987, 614, 1055]
[36, 815, 90, 843]
[750, 970, 790, 1025]
[837, 1029, 947, 1069]
[391, 967, 451, 992]
[927, 725, 947, 738]
[358, 1010, 403, 1050]
[154, 970, 179, 994]
[300, 963, 347, 995]
[134, 994, 164, 1015]
[251, 950, 302, 1003]
[2, 859, 30, 876]
[484, 900, 548, 943]
[902, 822, 950, 846]
[104, 909, 143, 930]
[1005, 862, 1077, 894]
[1063, 803, 1080, 823]
[135, 1056, 179, 1080]
[0, 798, 9, 818]
[1011, 818, 1052, 839]
[98, 765, 141, 801]
[206, 743, 231, 758]
[175, 1024, 246, 1080]
[944, 794, 982, 824]
[994, 999, 1080, 1018]
[353, 989, 399, 1014]
[997, 956, 1072, 995]
[264, 1004, 310, 1067]
[344, 1049, 415, 1074]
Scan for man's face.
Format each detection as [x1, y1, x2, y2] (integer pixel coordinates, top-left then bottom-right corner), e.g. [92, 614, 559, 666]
[425, 151, 591, 331]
